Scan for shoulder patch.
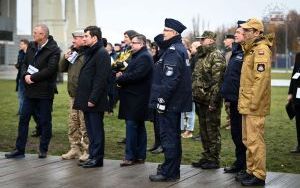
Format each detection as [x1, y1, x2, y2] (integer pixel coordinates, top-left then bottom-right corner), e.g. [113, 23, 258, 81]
[164, 65, 174, 76]
[257, 63, 265, 72]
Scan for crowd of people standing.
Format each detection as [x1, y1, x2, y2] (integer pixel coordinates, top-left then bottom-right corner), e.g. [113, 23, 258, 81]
[5, 16, 300, 187]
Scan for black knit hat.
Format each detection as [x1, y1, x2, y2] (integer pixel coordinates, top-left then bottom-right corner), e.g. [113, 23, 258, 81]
[154, 34, 164, 47]
[164, 18, 186, 34]
[124, 30, 138, 40]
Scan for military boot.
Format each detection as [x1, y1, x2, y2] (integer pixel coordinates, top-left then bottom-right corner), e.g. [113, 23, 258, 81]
[62, 145, 82, 160]
[79, 150, 89, 162]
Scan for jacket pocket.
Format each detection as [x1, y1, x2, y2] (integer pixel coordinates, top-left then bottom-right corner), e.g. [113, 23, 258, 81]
[239, 87, 252, 108]
[192, 84, 210, 102]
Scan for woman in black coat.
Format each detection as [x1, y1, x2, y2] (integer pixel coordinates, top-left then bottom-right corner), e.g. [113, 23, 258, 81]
[116, 34, 153, 166]
[288, 52, 300, 153]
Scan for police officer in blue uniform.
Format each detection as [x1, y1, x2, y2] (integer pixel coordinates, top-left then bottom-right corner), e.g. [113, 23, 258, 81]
[221, 21, 247, 174]
[149, 18, 192, 182]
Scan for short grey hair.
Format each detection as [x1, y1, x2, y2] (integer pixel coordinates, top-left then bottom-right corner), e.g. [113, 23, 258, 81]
[35, 23, 49, 37]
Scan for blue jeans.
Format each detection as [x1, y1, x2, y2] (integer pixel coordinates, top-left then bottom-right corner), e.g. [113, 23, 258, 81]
[16, 97, 53, 153]
[125, 120, 147, 161]
[17, 79, 25, 114]
[180, 102, 195, 131]
[84, 111, 104, 161]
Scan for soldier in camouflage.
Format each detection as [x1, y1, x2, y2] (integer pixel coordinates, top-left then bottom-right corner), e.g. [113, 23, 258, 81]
[191, 31, 226, 169]
[59, 30, 89, 162]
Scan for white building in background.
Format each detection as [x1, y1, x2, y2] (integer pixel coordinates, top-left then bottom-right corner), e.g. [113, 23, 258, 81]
[0, 0, 96, 66]
[0, 0, 17, 65]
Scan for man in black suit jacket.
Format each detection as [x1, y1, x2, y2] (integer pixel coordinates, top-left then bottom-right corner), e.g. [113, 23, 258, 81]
[73, 26, 111, 168]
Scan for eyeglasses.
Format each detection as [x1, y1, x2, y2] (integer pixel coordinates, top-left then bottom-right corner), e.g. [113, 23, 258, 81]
[163, 28, 174, 32]
[131, 41, 141, 44]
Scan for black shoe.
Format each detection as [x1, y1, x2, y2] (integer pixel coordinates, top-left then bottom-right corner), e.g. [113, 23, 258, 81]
[200, 161, 220, 169]
[148, 145, 159, 152]
[31, 130, 41, 137]
[117, 138, 126, 144]
[5, 150, 25, 159]
[241, 175, 265, 186]
[149, 174, 179, 182]
[224, 165, 242, 173]
[38, 152, 47, 158]
[82, 159, 103, 168]
[235, 170, 252, 182]
[151, 146, 163, 154]
[156, 164, 162, 175]
[290, 146, 300, 153]
[192, 135, 201, 141]
[78, 158, 92, 166]
[120, 160, 134, 167]
[191, 158, 209, 168]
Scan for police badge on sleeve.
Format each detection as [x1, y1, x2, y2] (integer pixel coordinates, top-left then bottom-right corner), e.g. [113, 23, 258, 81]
[164, 65, 174, 76]
[257, 63, 265, 72]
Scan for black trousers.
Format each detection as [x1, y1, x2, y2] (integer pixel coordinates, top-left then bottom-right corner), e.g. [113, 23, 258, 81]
[230, 101, 246, 168]
[83, 111, 105, 161]
[153, 111, 161, 147]
[16, 97, 53, 153]
[158, 111, 181, 178]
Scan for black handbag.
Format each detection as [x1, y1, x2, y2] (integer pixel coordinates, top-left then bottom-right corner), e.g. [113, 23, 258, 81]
[286, 100, 295, 120]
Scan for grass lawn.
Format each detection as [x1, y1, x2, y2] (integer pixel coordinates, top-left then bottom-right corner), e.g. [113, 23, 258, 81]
[271, 72, 292, 79]
[0, 79, 299, 174]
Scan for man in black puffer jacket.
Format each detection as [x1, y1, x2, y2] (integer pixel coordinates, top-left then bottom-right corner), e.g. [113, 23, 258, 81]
[5, 24, 60, 159]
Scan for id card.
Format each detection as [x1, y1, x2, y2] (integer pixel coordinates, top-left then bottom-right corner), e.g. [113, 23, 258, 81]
[292, 72, 300, 79]
[297, 88, 300, 99]
[27, 65, 39, 74]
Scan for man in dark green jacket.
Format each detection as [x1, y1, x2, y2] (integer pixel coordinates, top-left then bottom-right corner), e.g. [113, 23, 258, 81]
[59, 30, 89, 162]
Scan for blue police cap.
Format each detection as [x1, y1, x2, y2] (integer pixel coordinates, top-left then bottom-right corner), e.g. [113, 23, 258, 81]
[165, 18, 186, 34]
[237, 20, 246, 28]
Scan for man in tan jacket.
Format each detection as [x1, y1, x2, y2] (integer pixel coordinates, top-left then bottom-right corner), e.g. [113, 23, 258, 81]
[236, 18, 273, 186]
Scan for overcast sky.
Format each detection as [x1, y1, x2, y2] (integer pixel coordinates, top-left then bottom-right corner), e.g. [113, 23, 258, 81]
[95, 0, 300, 43]
[17, 0, 300, 43]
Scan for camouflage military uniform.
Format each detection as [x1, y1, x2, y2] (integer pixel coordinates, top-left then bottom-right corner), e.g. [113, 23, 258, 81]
[192, 43, 226, 164]
[224, 48, 232, 128]
[59, 49, 89, 160]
